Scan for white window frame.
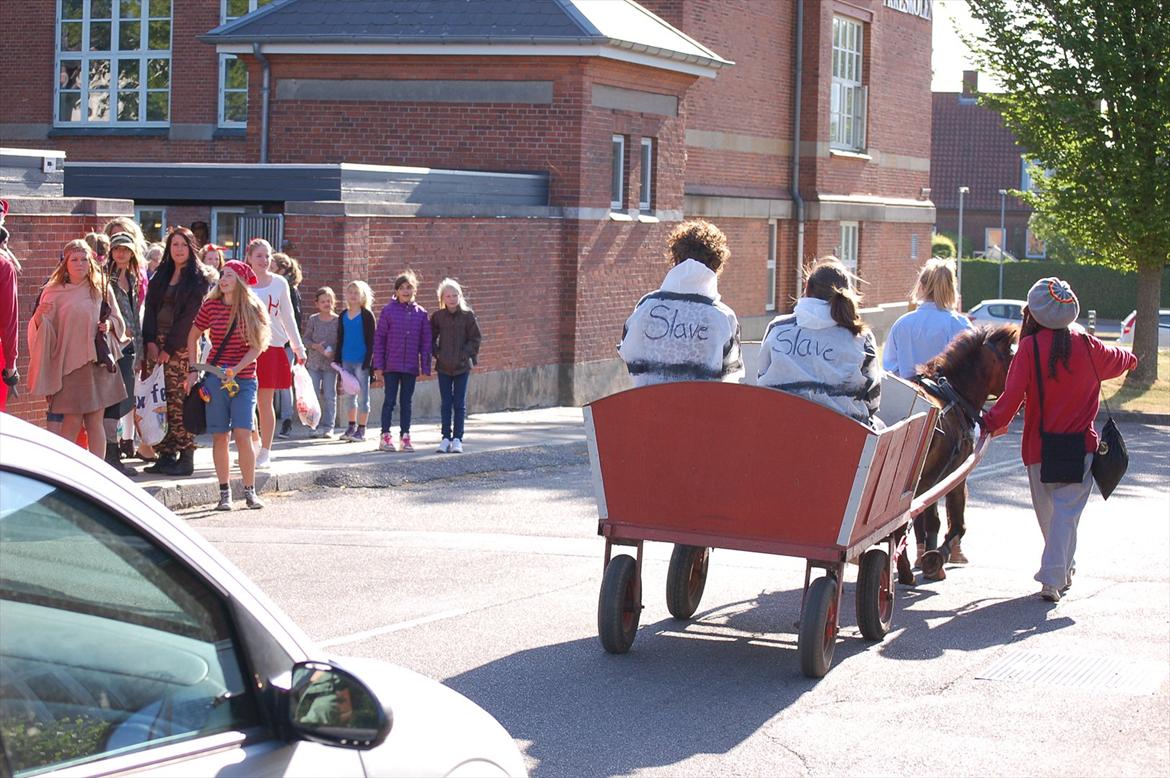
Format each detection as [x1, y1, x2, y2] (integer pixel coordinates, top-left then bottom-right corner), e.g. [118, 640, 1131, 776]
[611, 134, 626, 211]
[134, 206, 166, 243]
[639, 137, 654, 212]
[766, 220, 778, 312]
[838, 222, 859, 274]
[54, 0, 172, 127]
[217, 0, 273, 127]
[830, 16, 867, 151]
[211, 205, 261, 259]
[910, 233, 920, 261]
[1025, 228, 1047, 259]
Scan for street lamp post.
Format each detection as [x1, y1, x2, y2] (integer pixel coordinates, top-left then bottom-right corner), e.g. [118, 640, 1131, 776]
[957, 186, 969, 306]
[998, 188, 1007, 298]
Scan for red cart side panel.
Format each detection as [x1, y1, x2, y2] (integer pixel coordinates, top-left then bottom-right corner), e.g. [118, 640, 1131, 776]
[586, 383, 872, 551]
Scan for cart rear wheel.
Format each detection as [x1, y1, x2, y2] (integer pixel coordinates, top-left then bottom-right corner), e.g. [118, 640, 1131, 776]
[666, 545, 709, 620]
[856, 548, 895, 640]
[798, 576, 839, 678]
[598, 554, 641, 654]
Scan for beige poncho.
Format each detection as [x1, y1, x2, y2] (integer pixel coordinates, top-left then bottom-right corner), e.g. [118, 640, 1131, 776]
[28, 281, 128, 398]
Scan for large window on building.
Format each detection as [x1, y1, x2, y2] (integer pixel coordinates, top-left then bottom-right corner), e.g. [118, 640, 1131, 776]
[134, 206, 166, 243]
[56, 0, 172, 127]
[611, 135, 626, 211]
[830, 16, 867, 151]
[218, 0, 274, 127]
[639, 138, 654, 212]
[838, 222, 859, 274]
[211, 205, 261, 259]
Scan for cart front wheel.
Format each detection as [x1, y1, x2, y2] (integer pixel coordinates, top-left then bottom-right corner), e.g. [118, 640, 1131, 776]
[856, 548, 895, 641]
[598, 554, 641, 654]
[666, 545, 710, 620]
[798, 576, 839, 678]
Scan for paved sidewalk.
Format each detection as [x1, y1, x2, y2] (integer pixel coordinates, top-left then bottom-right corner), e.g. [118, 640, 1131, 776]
[135, 407, 586, 510]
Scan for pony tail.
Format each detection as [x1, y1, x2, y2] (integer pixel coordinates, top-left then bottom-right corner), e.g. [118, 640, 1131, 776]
[829, 288, 866, 336]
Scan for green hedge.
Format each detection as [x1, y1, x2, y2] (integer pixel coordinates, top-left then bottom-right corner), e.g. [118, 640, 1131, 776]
[958, 259, 1169, 319]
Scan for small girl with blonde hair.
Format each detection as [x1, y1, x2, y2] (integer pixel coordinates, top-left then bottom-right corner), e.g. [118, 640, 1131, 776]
[430, 278, 481, 453]
[334, 280, 376, 441]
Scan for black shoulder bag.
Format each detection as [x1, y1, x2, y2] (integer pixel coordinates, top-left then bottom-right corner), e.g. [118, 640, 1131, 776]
[1031, 334, 1088, 484]
[1084, 335, 1128, 499]
[183, 317, 238, 436]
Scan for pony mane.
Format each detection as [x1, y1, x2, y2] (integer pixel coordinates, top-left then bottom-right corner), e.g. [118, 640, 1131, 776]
[920, 324, 1016, 379]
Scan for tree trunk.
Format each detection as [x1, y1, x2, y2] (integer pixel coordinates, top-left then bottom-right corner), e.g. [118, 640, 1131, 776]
[1127, 262, 1163, 385]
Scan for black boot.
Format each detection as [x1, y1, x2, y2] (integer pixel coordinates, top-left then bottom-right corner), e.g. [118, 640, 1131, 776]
[119, 439, 135, 459]
[163, 447, 195, 476]
[105, 443, 137, 476]
[144, 452, 177, 474]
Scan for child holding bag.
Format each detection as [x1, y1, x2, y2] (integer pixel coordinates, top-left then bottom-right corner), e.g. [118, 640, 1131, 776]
[334, 280, 376, 441]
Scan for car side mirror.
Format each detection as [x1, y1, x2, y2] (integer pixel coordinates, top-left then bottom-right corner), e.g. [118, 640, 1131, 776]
[288, 660, 392, 749]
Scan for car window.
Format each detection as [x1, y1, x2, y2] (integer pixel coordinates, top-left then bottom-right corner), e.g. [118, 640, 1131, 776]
[988, 305, 1007, 318]
[1007, 305, 1022, 320]
[1158, 313, 1170, 327]
[0, 471, 259, 776]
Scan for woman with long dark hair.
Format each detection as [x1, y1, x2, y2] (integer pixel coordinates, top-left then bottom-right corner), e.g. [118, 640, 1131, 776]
[983, 278, 1136, 602]
[140, 226, 216, 476]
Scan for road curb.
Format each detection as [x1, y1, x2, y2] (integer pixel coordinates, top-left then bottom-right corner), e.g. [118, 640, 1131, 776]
[144, 441, 589, 511]
[1100, 411, 1170, 425]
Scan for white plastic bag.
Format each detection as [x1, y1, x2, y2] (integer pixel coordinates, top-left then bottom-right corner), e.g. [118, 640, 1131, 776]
[332, 363, 361, 396]
[292, 363, 321, 429]
[134, 364, 168, 446]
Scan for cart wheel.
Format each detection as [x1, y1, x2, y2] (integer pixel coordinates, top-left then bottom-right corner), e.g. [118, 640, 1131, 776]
[666, 545, 709, 620]
[598, 554, 641, 654]
[856, 548, 895, 641]
[798, 576, 839, 678]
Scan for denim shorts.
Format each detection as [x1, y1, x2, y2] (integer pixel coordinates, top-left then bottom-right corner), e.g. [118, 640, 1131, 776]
[203, 373, 258, 434]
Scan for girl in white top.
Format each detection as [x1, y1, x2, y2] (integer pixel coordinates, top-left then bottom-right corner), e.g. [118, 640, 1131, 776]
[245, 238, 306, 468]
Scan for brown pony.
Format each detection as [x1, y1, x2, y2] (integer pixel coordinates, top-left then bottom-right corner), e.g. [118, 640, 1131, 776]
[896, 323, 1019, 585]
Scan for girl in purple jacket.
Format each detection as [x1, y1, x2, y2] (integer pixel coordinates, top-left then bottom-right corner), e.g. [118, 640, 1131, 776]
[372, 270, 431, 452]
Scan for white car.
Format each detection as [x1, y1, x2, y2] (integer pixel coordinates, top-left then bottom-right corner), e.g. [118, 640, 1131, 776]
[966, 298, 1026, 324]
[1119, 309, 1170, 348]
[0, 414, 526, 778]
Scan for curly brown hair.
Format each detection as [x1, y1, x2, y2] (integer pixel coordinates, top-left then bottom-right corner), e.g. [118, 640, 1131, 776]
[665, 219, 729, 275]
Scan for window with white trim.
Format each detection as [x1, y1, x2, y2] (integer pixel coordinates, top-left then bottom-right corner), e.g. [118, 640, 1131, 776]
[212, 205, 261, 259]
[766, 220, 778, 312]
[984, 227, 1005, 256]
[55, 0, 172, 127]
[838, 222, 859, 274]
[611, 135, 626, 211]
[218, 0, 274, 127]
[639, 138, 654, 212]
[830, 16, 867, 151]
[1025, 229, 1047, 259]
[134, 206, 166, 243]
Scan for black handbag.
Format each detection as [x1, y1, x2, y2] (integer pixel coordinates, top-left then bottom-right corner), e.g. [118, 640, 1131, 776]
[183, 317, 238, 436]
[95, 282, 118, 373]
[1085, 337, 1128, 499]
[1031, 334, 1088, 484]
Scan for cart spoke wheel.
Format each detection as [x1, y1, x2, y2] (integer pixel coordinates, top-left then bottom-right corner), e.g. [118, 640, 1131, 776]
[856, 548, 895, 641]
[798, 576, 839, 678]
[598, 554, 641, 654]
[666, 545, 710, 620]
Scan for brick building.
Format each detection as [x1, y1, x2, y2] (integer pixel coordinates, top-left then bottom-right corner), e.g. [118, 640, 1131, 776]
[2, 0, 934, 424]
[931, 71, 1042, 261]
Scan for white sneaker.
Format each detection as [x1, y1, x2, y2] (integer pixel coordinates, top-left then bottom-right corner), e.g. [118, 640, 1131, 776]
[450, 438, 463, 454]
[437, 438, 451, 453]
[256, 448, 272, 469]
[379, 433, 396, 452]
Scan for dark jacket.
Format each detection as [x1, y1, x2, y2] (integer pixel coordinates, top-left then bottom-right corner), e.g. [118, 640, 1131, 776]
[372, 299, 431, 376]
[431, 307, 482, 376]
[142, 261, 215, 355]
[333, 308, 376, 371]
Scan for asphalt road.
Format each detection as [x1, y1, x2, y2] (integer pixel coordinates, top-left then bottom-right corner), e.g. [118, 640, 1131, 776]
[186, 420, 1170, 777]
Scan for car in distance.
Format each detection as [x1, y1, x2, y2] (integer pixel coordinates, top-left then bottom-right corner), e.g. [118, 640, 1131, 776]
[1118, 308, 1170, 348]
[966, 298, 1026, 324]
[0, 413, 527, 778]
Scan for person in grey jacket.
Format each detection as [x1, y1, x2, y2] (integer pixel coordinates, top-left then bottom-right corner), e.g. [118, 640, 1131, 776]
[618, 220, 743, 387]
[757, 257, 882, 426]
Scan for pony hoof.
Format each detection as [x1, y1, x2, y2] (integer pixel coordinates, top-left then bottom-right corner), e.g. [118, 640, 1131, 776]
[950, 550, 970, 564]
[920, 550, 946, 578]
[898, 570, 918, 586]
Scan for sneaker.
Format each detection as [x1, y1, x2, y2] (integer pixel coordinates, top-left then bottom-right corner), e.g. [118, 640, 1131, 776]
[1040, 585, 1062, 602]
[437, 438, 451, 453]
[215, 490, 233, 511]
[400, 434, 414, 452]
[256, 448, 272, 469]
[379, 433, 396, 452]
[278, 419, 293, 439]
[312, 427, 333, 439]
[244, 488, 265, 510]
[341, 423, 357, 441]
[449, 438, 463, 454]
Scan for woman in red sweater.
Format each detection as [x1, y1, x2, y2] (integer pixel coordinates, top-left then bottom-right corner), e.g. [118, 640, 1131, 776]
[982, 277, 1137, 602]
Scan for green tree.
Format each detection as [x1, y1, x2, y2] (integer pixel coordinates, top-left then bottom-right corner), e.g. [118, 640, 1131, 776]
[964, 0, 1170, 382]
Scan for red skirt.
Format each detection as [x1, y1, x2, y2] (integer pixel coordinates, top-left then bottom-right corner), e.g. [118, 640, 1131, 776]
[256, 345, 292, 390]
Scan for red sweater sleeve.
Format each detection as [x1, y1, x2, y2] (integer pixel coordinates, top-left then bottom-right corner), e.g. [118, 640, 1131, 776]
[983, 334, 1034, 433]
[0, 255, 18, 370]
[1088, 335, 1137, 382]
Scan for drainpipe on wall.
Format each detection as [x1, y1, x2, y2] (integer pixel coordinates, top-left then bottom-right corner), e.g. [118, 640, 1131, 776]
[253, 43, 270, 164]
[791, 0, 806, 302]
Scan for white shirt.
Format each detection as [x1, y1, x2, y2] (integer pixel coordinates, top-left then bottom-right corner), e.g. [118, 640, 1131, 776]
[882, 302, 972, 379]
[251, 274, 304, 352]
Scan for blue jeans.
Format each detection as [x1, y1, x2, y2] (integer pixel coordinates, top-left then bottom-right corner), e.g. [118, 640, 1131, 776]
[339, 362, 371, 417]
[307, 366, 338, 432]
[437, 371, 469, 440]
[204, 374, 258, 434]
[381, 372, 417, 435]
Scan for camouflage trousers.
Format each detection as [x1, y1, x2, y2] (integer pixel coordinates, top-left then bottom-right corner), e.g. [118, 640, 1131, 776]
[151, 340, 195, 455]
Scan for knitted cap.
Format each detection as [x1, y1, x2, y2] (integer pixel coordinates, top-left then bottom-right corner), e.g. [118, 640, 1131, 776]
[1027, 277, 1079, 329]
[109, 232, 136, 249]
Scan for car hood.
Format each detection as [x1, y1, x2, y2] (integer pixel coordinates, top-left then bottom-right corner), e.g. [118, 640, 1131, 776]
[330, 656, 527, 778]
